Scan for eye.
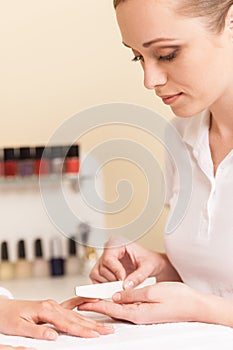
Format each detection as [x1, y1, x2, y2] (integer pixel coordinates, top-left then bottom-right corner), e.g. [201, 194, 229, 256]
[131, 49, 178, 63]
[131, 55, 144, 62]
[158, 51, 177, 62]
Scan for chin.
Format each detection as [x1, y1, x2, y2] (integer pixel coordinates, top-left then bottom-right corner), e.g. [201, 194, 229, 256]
[171, 105, 206, 118]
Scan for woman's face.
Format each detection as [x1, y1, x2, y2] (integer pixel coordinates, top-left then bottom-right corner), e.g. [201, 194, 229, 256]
[116, 0, 233, 117]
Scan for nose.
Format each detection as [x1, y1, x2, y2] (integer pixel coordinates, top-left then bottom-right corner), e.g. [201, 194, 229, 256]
[143, 62, 167, 90]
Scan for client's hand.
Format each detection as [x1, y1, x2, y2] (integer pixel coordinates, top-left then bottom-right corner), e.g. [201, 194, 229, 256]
[0, 297, 114, 341]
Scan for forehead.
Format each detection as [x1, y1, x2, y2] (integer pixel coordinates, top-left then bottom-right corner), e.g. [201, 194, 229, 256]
[116, 0, 204, 48]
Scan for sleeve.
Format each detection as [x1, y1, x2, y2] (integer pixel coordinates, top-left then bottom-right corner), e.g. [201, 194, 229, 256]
[0, 287, 13, 299]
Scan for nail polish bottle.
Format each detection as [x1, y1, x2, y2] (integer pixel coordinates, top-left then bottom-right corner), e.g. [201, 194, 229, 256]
[79, 222, 90, 247]
[0, 241, 15, 280]
[65, 145, 80, 174]
[18, 147, 34, 177]
[35, 146, 50, 176]
[66, 237, 82, 275]
[32, 238, 50, 278]
[76, 222, 89, 263]
[50, 146, 66, 175]
[49, 237, 65, 277]
[15, 240, 32, 279]
[82, 246, 98, 277]
[77, 223, 97, 276]
[4, 148, 17, 177]
[0, 149, 3, 177]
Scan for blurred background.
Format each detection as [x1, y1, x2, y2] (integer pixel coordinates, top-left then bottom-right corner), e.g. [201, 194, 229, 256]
[0, 0, 175, 253]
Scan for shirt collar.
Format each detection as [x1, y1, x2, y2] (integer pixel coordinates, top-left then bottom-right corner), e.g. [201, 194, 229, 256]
[182, 109, 210, 150]
[182, 109, 214, 178]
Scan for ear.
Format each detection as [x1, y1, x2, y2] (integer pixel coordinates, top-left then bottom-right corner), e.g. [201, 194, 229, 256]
[225, 5, 233, 40]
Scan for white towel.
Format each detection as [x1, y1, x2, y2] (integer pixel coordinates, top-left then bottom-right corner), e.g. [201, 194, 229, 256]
[0, 312, 233, 350]
[0, 287, 13, 299]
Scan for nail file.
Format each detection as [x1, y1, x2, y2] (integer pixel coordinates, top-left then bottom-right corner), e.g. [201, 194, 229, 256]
[75, 277, 156, 299]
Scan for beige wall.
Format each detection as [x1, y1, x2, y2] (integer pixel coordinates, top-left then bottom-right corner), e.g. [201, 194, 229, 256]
[0, 0, 174, 251]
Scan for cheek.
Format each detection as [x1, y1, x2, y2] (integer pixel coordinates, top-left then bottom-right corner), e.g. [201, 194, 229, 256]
[168, 63, 221, 117]
[170, 50, 225, 97]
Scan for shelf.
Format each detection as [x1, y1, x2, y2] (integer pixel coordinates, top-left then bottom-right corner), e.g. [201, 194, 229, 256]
[0, 174, 92, 185]
[0, 275, 90, 301]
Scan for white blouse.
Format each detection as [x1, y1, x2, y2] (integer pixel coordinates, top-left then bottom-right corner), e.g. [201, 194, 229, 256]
[164, 110, 233, 298]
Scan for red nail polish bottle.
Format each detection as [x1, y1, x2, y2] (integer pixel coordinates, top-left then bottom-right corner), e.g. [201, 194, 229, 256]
[65, 145, 79, 174]
[0, 149, 3, 177]
[4, 148, 17, 177]
[35, 146, 50, 176]
[18, 147, 34, 177]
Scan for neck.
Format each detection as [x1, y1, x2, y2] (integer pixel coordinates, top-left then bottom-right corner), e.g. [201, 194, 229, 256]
[209, 88, 233, 139]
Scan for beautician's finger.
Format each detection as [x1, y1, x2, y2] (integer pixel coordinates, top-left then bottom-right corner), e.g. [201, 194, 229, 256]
[91, 267, 117, 284]
[91, 275, 110, 284]
[101, 257, 126, 281]
[79, 300, 158, 325]
[123, 264, 154, 289]
[90, 257, 126, 283]
[98, 265, 119, 282]
[89, 262, 110, 283]
[78, 300, 133, 320]
[113, 285, 156, 304]
[113, 282, 183, 304]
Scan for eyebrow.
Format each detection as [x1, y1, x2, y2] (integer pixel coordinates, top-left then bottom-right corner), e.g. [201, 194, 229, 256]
[123, 38, 178, 48]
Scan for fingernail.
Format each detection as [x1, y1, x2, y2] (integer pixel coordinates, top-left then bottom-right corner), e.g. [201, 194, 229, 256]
[45, 331, 57, 340]
[124, 280, 134, 289]
[103, 324, 114, 329]
[113, 292, 121, 301]
[91, 331, 100, 337]
[117, 274, 124, 281]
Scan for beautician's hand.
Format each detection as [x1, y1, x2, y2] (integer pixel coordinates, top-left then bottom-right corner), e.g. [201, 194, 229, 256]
[90, 236, 179, 289]
[79, 282, 204, 324]
[0, 297, 114, 341]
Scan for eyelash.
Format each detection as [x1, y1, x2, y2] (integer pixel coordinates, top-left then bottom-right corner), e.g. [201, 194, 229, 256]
[131, 51, 177, 63]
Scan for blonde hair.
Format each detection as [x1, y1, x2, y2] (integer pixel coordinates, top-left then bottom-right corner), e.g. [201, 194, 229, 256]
[113, 0, 233, 33]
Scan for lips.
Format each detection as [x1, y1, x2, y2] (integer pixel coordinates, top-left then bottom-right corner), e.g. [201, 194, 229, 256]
[158, 93, 183, 105]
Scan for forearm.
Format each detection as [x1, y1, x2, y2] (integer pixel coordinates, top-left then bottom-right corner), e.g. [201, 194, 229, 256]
[156, 253, 182, 282]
